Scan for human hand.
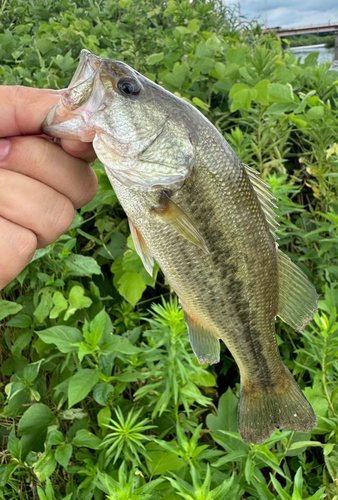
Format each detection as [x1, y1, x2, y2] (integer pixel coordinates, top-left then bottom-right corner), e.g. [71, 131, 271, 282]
[0, 86, 98, 290]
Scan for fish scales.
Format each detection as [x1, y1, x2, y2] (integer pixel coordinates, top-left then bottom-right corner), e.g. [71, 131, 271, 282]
[111, 139, 280, 387]
[42, 50, 318, 444]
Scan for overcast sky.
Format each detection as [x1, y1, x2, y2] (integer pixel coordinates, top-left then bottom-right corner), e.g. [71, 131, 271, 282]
[229, 0, 338, 28]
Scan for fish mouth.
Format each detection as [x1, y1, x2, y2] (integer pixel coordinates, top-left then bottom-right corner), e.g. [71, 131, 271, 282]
[42, 50, 115, 141]
[42, 51, 102, 141]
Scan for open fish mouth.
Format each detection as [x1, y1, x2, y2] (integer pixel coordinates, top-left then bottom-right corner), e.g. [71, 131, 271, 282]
[42, 52, 104, 141]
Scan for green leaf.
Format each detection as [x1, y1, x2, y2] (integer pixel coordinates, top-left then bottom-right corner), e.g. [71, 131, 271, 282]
[306, 105, 324, 120]
[55, 443, 72, 469]
[34, 450, 57, 482]
[68, 369, 100, 408]
[7, 428, 21, 460]
[192, 97, 209, 111]
[206, 388, 239, 436]
[146, 446, 185, 475]
[289, 113, 308, 129]
[85, 309, 107, 345]
[7, 314, 32, 328]
[164, 61, 189, 88]
[49, 291, 68, 319]
[72, 429, 102, 449]
[98, 407, 111, 429]
[253, 79, 270, 105]
[146, 52, 164, 65]
[18, 404, 56, 458]
[267, 83, 294, 103]
[231, 88, 257, 112]
[98, 231, 127, 260]
[35, 326, 82, 353]
[117, 271, 147, 306]
[64, 286, 93, 320]
[64, 254, 101, 277]
[34, 288, 54, 323]
[0, 300, 22, 321]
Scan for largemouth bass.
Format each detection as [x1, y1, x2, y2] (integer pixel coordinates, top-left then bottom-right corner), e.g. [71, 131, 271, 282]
[43, 50, 318, 444]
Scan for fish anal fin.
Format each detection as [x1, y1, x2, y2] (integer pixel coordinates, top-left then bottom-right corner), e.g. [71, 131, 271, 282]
[238, 364, 317, 444]
[128, 219, 154, 276]
[151, 191, 209, 254]
[183, 308, 220, 365]
[277, 249, 318, 332]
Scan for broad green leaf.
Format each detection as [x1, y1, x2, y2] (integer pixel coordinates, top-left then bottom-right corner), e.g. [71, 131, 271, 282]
[98, 231, 127, 260]
[18, 404, 56, 458]
[187, 18, 200, 32]
[49, 291, 68, 319]
[64, 254, 101, 277]
[64, 285, 93, 320]
[164, 61, 189, 88]
[306, 105, 324, 120]
[267, 83, 294, 103]
[253, 79, 270, 105]
[146, 52, 164, 65]
[35, 326, 82, 353]
[146, 446, 185, 475]
[55, 443, 73, 469]
[34, 288, 54, 323]
[117, 271, 147, 306]
[230, 88, 257, 112]
[0, 300, 22, 321]
[68, 368, 100, 408]
[85, 309, 107, 346]
[7, 428, 21, 460]
[98, 407, 111, 429]
[34, 450, 57, 482]
[72, 429, 102, 449]
[7, 314, 32, 328]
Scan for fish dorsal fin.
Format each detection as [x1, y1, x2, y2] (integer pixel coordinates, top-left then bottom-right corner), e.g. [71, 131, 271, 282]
[128, 218, 154, 276]
[277, 249, 318, 332]
[152, 192, 209, 254]
[183, 308, 220, 365]
[243, 164, 279, 240]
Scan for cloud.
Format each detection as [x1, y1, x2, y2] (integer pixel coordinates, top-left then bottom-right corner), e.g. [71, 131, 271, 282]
[226, 0, 338, 28]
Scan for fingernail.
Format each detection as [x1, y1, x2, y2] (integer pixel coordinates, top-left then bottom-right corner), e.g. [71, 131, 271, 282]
[0, 139, 10, 162]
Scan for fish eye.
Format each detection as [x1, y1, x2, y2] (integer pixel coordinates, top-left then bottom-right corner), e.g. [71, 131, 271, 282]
[117, 77, 141, 97]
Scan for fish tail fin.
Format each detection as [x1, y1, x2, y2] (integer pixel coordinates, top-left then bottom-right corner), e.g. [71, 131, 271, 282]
[238, 364, 317, 444]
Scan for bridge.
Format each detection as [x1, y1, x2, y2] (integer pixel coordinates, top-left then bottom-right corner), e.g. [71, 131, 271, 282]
[265, 22, 338, 37]
[265, 22, 338, 63]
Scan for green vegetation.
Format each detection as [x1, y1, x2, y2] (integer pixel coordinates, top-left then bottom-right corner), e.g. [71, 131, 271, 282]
[286, 34, 336, 48]
[1, 0, 338, 498]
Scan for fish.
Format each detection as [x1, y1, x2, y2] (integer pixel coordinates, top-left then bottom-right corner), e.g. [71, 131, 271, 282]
[42, 49, 318, 444]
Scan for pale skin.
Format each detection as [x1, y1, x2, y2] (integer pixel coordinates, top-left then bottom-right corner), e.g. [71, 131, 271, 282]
[0, 86, 98, 290]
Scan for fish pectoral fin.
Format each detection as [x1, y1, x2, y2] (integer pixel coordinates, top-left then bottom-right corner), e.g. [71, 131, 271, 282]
[183, 308, 220, 365]
[277, 249, 318, 332]
[128, 219, 154, 276]
[238, 364, 317, 444]
[152, 192, 209, 254]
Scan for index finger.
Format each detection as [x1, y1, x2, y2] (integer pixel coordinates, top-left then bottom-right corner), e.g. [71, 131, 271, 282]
[0, 86, 96, 162]
[0, 86, 63, 136]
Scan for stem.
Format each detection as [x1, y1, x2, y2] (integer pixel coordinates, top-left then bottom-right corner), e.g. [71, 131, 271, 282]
[322, 335, 337, 416]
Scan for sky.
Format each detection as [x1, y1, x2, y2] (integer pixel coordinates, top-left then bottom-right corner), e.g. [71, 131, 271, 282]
[230, 0, 338, 28]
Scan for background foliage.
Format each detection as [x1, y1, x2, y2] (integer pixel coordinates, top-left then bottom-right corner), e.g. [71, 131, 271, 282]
[1, 0, 338, 498]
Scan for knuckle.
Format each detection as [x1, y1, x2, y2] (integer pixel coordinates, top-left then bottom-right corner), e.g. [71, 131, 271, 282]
[73, 166, 98, 209]
[15, 228, 38, 260]
[52, 195, 75, 236]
